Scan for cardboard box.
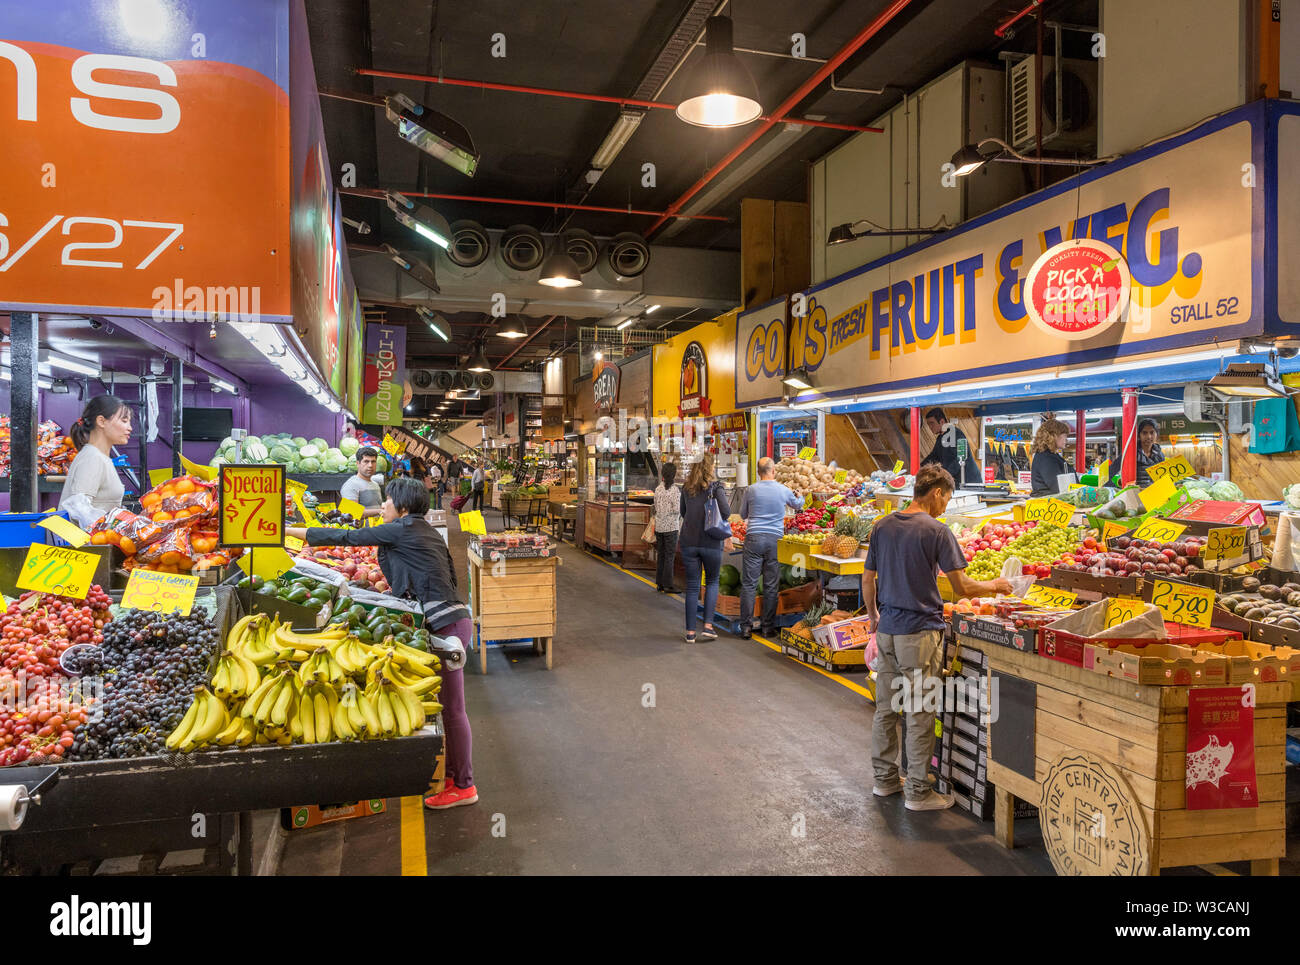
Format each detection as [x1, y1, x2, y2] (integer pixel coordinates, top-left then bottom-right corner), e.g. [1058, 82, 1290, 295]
[285, 799, 387, 830]
[810, 614, 874, 651]
[1083, 642, 1229, 686]
[954, 614, 1039, 654]
[1168, 500, 1267, 532]
[779, 628, 868, 669]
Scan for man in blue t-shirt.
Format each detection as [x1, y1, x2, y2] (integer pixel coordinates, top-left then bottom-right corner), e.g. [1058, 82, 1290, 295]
[863, 465, 1012, 811]
[737, 457, 804, 639]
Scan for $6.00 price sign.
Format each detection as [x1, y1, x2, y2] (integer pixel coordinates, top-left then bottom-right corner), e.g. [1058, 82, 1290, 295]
[15, 544, 101, 600]
[1130, 517, 1188, 543]
[1150, 578, 1215, 628]
[1024, 498, 1073, 527]
[120, 569, 199, 616]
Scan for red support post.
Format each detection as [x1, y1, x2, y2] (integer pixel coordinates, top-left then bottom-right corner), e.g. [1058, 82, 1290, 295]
[910, 407, 921, 475]
[1121, 388, 1138, 485]
[1075, 409, 1087, 473]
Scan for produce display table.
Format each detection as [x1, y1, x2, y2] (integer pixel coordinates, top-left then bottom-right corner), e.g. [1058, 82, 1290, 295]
[959, 635, 1286, 876]
[776, 538, 865, 576]
[467, 547, 559, 674]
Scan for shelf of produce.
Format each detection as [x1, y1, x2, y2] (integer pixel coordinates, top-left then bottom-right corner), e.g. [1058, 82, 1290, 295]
[467, 547, 558, 674]
[959, 635, 1286, 876]
[776, 539, 864, 575]
[289, 473, 356, 493]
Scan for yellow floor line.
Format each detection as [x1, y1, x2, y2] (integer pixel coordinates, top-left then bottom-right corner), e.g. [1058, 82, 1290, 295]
[399, 795, 428, 876]
[589, 550, 873, 701]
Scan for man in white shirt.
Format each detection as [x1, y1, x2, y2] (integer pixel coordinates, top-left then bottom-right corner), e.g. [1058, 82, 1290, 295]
[470, 461, 487, 512]
[340, 447, 384, 518]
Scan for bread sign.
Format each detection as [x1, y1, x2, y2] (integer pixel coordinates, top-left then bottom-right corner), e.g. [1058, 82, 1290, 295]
[1024, 238, 1131, 340]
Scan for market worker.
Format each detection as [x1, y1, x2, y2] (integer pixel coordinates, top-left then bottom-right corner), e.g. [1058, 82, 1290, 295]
[1134, 418, 1165, 488]
[862, 465, 1013, 810]
[1029, 418, 1074, 497]
[737, 456, 803, 639]
[340, 446, 384, 518]
[286, 477, 478, 809]
[922, 408, 978, 488]
[59, 395, 132, 529]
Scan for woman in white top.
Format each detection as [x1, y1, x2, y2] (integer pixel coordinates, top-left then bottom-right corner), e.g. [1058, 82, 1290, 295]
[653, 462, 682, 593]
[59, 395, 133, 530]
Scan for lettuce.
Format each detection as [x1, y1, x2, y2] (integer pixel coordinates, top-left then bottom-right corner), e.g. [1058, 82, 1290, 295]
[339, 436, 359, 456]
[1210, 480, 1244, 501]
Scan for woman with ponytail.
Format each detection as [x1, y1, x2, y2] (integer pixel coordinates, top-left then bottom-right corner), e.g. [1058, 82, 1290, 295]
[59, 396, 132, 529]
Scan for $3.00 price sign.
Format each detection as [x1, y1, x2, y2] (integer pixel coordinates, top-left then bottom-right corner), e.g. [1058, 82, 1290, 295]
[1103, 597, 1147, 629]
[1130, 517, 1188, 543]
[120, 569, 199, 616]
[15, 544, 101, 600]
[1023, 497, 1073, 527]
[1150, 578, 1215, 628]
[219, 465, 287, 547]
[1023, 584, 1077, 609]
[1204, 526, 1247, 562]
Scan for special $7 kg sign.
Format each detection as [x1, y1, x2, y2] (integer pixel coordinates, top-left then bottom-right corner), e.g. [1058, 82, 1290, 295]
[218, 465, 286, 547]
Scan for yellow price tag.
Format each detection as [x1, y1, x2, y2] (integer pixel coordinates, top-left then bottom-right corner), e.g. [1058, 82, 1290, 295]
[1131, 517, 1188, 543]
[284, 534, 304, 553]
[1147, 455, 1196, 485]
[285, 479, 316, 524]
[38, 514, 90, 547]
[799, 447, 816, 461]
[316, 502, 337, 516]
[1150, 578, 1215, 628]
[834, 469, 847, 484]
[148, 467, 174, 487]
[1138, 475, 1177, 511]
[1097, 459, 1110, 484]
[382, 433, 405, 457]
[892, 460, 904, 475]
[218, 465, 286, 547]
[459, 510, 487, 535]
[179, 453, 217, 482]
[1100, 520, 1130, 549]
[121, 569, 199, 616]
[1024, 498, 1073, 527]
[15, 544, 101, 600]
[1204, 526, 1247, 562]
[235, 547, 296, 582]
[0, 596, 6, 614]
[1023, 584, 1078, 609]
[1103, 597, 1146, 629]
[339, 497, 365, 519]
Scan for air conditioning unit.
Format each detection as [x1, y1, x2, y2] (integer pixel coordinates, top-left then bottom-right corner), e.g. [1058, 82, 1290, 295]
[476, 372, 496, 391]
[1183, 382, 1228, 424]
[1008, 56, 1098, 155]
[433, 370, 454, 391]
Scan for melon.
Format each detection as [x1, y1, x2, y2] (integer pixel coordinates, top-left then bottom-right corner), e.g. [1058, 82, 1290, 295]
[886, 475, 908, 489]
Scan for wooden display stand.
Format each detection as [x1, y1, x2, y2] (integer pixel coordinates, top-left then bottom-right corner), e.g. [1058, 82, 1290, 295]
[960, 636, 1285, 876]
[467, 546, 558, 674]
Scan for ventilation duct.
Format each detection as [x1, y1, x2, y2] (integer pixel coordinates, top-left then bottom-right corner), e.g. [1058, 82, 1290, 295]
[599, 232, 651, 283]
[476, 372, 496, 391]
[411, 369, 434, 389]
[563, 229, 600, 274]
[446, 220, 491, 270]
[497, 224, 546, 280]
[433, 371, 455, 390]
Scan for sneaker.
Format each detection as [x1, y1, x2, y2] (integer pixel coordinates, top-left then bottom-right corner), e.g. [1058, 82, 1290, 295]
[873, 779, 904, 797]
[739, 627, 753, 640]
[425, 784, 479, 810]
[699, 627, 718, 641]
[685, 632, 697, 643]
[904, 790, 955, 811]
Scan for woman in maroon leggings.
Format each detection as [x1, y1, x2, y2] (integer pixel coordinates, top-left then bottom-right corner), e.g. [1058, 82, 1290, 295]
[288, 476, 477, 809]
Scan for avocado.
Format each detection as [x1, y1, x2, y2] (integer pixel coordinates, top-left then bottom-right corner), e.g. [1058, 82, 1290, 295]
[348, 604, 368, 624]
[1245, 607, 1270, 621]
[1278, 617, 1300, 630]
[1261, 585, 1282, 601]
[355, 626, 373, 643]
[284, 586, 310, 604]
[1242, 577, 1262, 592]
[309, 586, 333, 602]
[302, 597, 324, 612]
[257, 583, 278, 597]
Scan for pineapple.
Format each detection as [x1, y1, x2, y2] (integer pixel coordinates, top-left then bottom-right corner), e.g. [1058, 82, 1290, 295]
[853, 515, 873, 551]
[801, 601, 834, 628]
[829, 516, 858, 558]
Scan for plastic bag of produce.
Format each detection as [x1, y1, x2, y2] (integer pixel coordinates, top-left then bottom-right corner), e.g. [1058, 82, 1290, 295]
[89, 507, 165, 555]
[1046, 599, 1166, 639]
[140, 475, 211, 520]
[134, 525, 197, 570]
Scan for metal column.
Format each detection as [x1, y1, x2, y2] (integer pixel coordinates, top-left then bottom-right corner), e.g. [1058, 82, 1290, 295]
[172, 359, 184, 477]
[1121, 388, 1138, 485]
[9, 313, 40, 513]
[1075, 409, 1087, 472]
[909, 407, 921, 475]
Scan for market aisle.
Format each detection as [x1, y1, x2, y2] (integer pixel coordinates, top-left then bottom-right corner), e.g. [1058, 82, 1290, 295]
[300, 517, 1055, 876]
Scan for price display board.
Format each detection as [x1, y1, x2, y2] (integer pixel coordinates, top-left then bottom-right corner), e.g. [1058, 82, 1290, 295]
[285, 478, 315, 524]
[1150, 578, 1215, 628]
[1023, 584, 1078, 609]
[1023, 498, 1073, 526]
[15, 544, 101, 600]
[799, 447, 816, 461]
[1202, 526, 1262, 571]
[893, 460, 905, 475]
[1146, 455, 1196, 485]
[120, 569, 199, 616]
[1131, 517, 1188, 543]
[1100, 520, 1131, 549]
[219, 465, 286, 548]
[1103, 597, 1147, 629]
[834, 469, 847, 484]
[1138, 475, 1177, 511]
[36, 515, 91, 547]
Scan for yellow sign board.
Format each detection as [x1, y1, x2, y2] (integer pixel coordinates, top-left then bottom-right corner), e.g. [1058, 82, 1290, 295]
[15, 544, 101, 600]
[798, 447, 816, 461]
[1100, 520, 1130, 549]
[149, 467, 174, 487]
[38, 515, 90, 547]
[1103, 597, 1147, 629]
[219, 465, 286, 547]
[284, 534, 305, 553]
[180, 453, 217, 482]
[1131, 517, 1188, 543]
[459, 510, 487, 535]
[236, 547, 296, 581]
[121, 569, 199, 616]
[285, 478, 316, 524]
[1204, 526, 1247, 562]
[1023, 498, 1073, 527]
[1138, 475, 1177, 511]
[1097, 459, 1110, 485]
[1023, 584, 1078, 609]
[893, 460, 904, 475]
[834, 469, 847, 484]
[339, 497, 365, 520]
[382, 433, 405, 458]
[1146, 455, 1196, 485]
[1150, 578, 1214, 628]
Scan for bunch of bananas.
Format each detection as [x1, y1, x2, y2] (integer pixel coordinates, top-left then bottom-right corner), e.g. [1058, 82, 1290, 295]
[210, 650, 262, 699]
[364, 674, 427, 737]
[297, 646, 347, 686]
[165, 686, 230, 752]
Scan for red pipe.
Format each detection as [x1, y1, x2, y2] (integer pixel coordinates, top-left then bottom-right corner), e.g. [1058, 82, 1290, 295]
[646, 0, 915, 236]
[1121, 388, 1138, 486]
[1075, 409, 1086, 473]
[498, 314, 558, 368]
[994, 0, 1042, 38]
[355, 67, 885, 133]
[339, 186, 728, 222]
[909, 406, 921, 476]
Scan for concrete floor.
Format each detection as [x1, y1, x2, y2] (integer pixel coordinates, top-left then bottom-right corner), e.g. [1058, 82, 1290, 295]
[277, 517, 1069, 875]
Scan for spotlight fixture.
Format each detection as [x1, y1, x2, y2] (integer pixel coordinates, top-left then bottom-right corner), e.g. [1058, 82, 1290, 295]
[384, 92, 479, 177]
[467, 345, 491, 373]
[416, 307, 450, 341]
[826, 219, 950, 245]
[496, 316, 528, 339]
[783, 366, 813, 391]
[210, 377, 236, 394]
[381, 243, 440, 293]
[538, 245, 584, 288]
[616, 318, 635, 331]
[594, 350, 603, 362]
[676, 16, 762, 128]
[1207, 362, 1287, 399]
[645, 304, 661, 314]
[948, 138, 1112, 178]
[386, 192, 452, 249]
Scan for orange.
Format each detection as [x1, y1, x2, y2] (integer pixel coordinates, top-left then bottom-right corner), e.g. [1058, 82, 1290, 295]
[141, 493, 162, 511]
[90, 532, 109, 545]
[153, 511, 173, 522]
[174, 478, 197, 495]
[119, 537, 136, 556]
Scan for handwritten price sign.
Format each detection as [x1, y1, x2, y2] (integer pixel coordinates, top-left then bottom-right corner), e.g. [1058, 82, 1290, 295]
[1024, 498, 1073, 526]
[1100, 520, 1131, 549]
[1146, 455, 1196, 485]
[121, 569, 199, 616]
[219, 465, 286, 548]
[15, 544, 101, 600]
[799, 447, 816, 461]
[1150, 578, 1215, 628]
[1131, 517, 1188, 543]
[1103, 597, 1147, 629]
[1023, 584, 1078, 609]
[1204, 526, 1247, 562]
[1138, 475, 1177, 511]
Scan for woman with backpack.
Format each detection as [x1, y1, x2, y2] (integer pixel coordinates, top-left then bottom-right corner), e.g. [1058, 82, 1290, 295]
[677, 452, 732, 643]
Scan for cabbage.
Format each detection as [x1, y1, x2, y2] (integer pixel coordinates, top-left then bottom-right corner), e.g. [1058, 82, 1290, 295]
[346, 454, 358, 470]
[298, 444, 321, 460]
[1210, 480, 1245, 501]
[210, 455, 229, 469]
[298, 456, 322, 473]
[323, 447, 347, 472]
[1185, 485, 1211, 501]
[269, 444, 295, 463]
[309, 437, 328, 452]
[243, 435, 262, 450]
[376, 454, 389, 474]
[292, 436, 308, 448]
[339, 436, 359, 456]
[1286, 484, 1300, 510]
[243, 441, 269, 462]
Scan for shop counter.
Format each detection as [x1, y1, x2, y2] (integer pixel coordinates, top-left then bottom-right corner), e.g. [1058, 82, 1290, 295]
[467, 546, 558, 674]
[776, 537, 865, 575]
[583, 499, 652, 555]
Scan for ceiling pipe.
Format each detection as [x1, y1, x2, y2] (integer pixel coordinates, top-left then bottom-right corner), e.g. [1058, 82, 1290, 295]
[339, 185, 728, 222]
[498, 314, 559, 369]
[994, 0, 1044, 38]
[354, 67, 883, 133]
[645, 0, 915, 237]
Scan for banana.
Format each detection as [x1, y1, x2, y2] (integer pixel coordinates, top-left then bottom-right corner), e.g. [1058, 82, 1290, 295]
[398, 685, 426, 730]
[270, 676, 297, 726]
[216, 714, 246, 746]
[341, 684, 367, 734]
[235, 719, 257, 747]
[300, 691, 316, 743]
[408, 675, 441, 697]
[313, 690, 331, 743]
[242, 630, 280, 666]
[241, 674, 278, 718]
[421, 701, 444, 715]
[391, 642, 440, 669]
[291, 704, 305, 741]
[332, 696, 356, 741]
[190, 689, 229, 746]
[375, 685, 397, 736]
[387, 682, 423, 732]
[357, 689, 382, 736]
[211, 658, 232, 698]
[231, 652, 261, 698]
[178, 691, 209, 752]
[384, 682, 410, 735]
[394, 657, 436, 678]
[165, 695, 201, 750]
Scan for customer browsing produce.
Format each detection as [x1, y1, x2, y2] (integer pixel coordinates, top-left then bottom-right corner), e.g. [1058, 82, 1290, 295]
[737, 456, 803, 639]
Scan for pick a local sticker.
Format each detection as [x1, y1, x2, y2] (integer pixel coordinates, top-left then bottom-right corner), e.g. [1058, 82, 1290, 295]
[1024, 239, 1131, 340]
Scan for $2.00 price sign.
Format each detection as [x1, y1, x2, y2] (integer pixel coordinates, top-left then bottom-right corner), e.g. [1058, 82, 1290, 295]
[15, 544, 101, 600]
[1130, 517, 1188, 543]
[1023, 584, 1077, 609]
[1023, 497, 1073, 527]
[1103, 597, 1147, 629]
[1146, 455, 1196, 485]
[219, 465, 287, 547]
[120, 569, 199, 616]
[1150, 578, 1215, 628]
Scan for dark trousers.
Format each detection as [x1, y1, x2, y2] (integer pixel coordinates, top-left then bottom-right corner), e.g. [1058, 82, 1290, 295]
[739, 532, 781, 632]
[655, 530, 679, 590]
[471, 486, 484, 511]
[432, 482, 443, 509]
[681, 545, 722, 633]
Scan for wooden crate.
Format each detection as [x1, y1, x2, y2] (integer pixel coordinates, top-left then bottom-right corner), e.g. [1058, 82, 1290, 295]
[961, 635, 1286, 876]
[468, 549, 558, 674]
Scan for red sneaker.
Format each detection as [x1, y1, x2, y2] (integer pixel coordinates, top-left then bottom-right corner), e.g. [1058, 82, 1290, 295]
[424, 783, 479, 809]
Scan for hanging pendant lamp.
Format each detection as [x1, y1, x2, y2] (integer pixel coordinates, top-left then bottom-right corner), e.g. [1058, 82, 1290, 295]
[676, 16, 762, 129]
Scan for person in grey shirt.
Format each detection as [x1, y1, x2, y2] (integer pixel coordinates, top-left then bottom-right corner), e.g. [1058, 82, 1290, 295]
[340, 446, 384, 518]
[737, 456, 803, 639]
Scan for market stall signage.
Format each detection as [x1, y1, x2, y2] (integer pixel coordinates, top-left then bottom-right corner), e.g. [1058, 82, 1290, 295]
[180, 454, 217, 483]
[381, 433, 406, 458]
[362, 323, 406, 426]
[1131, 517, 1188, 543]
[678, 341, 711, 417]
[236, 547, 295, 582]
[219, 465, 286, 547]
[338, 498, 366, 520]
[1097, 459, 1111, 485]
[459, 511, 487, 535]
[1023, 498, 1073, 526]
[1138, 475, 1177, 511]
[1039, 752, 1149, 876]
[592, 361, 621, 413]
[893, 460, 904, 475]
[149, 468, 174, 487]
[1146, 455, 1196, 485]
[1186, 687, 1257, 810]
[800, 447, 817, 461]
[15, 544, 100, 600]
[1023, 584, 1077, 609]
[284, 535, 304, 553]
[1203, 526, 1259, 569]
[1150, 578, 1215, 628]
[1100, 520, 1131, 549]
[654, 310, 739, 420]
[834, 469, 848, 484]
[285, 479, 316, 524]
[1023, 239, 1131, 340]
[120, 569, 199, 617]
[37, 515, 89, 548]
[1103, 597, 1147, 628]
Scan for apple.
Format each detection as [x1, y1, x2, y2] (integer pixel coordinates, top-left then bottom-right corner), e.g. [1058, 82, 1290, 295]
[375, 580, 389, 592]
